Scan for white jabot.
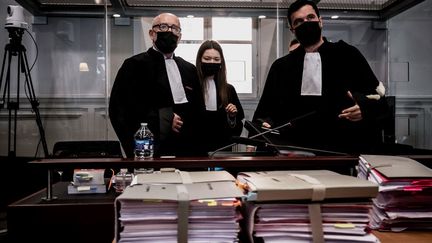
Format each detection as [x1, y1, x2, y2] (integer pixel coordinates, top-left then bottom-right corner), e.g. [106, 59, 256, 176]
[165, 58, 188, 104]
[301, 52, 322, 96]
[205, 78, 217, 111]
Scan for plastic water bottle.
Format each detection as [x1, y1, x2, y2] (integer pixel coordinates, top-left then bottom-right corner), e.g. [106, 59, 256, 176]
[134, 122, 154, 159]
[114, 168, 133, 193]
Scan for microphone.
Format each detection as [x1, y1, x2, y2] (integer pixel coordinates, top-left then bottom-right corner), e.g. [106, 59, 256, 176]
[208, 111, 317, 158]
[230, 136, 348, 156]
[246, 111, 317, 140]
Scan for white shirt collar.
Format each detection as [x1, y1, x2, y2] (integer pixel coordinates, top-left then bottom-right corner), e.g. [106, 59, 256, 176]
[204, 78, 217, 111]
[301, 52, 322, 96]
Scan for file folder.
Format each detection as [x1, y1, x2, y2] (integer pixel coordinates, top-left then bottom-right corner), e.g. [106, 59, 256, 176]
[115, 170, 243, 243]
[237, 170, 379, 243]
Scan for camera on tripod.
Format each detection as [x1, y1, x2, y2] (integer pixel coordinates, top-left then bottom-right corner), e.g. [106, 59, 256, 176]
[0, 5, 49, 157]
[5, 5, 28, 29]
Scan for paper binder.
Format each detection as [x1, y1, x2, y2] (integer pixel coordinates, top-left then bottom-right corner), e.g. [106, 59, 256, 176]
[117, 181, 243, 201]
[359, 154, 432, 179]
[238, 170, 378, 201]
[237, 170, 379, 243]
[115, 170, 243, 243]
[359, 155, 432, 232]
[135, 170, 237, 184]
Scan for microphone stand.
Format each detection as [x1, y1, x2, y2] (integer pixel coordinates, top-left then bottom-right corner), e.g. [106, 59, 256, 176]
[208, 111, 316, 158]
[261, 143, 348, 156]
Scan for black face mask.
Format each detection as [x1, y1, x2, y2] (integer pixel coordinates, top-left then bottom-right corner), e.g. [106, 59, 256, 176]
[155, 32, 178, 54]
[201, 63, 221, 77]
[294, 21, 321, 47]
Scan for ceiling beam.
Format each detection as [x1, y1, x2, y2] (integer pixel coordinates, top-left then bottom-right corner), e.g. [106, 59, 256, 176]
[11, 0, 425, 21]
[379, 0, 425, 20]
[15, 0, 43, 15]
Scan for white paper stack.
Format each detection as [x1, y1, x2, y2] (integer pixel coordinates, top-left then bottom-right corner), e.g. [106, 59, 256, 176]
[118, 197, 241, 242]
[237, 170, 380, 243]
[358, 155, 432, 232]
[115, 170, 244, 243]
[118, 200, 178, 242]
[251, 203, 378, 243]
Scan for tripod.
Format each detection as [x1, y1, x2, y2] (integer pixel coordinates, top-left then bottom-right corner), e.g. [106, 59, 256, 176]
[0, 27, 48, 157]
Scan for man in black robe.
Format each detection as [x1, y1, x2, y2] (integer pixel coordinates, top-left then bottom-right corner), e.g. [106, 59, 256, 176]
[253, 0, 389, 154]
[109, 13, 205, 157]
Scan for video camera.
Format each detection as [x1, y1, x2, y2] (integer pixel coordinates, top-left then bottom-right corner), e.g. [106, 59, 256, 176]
[5, 5, 28, 29]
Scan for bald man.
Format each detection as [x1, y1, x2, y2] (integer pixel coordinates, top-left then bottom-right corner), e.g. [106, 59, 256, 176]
[109, 13, 206, 157]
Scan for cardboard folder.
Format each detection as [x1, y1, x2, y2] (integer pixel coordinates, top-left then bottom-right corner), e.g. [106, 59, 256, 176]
[135, 170, 236, 184]
[117, 181, 243, 201]
[238, 170, 379, 243]
[238, 170, 378, 201]
[359, 154, 432, 179]
[115, 170, 243, 243]
[359, 155, 432, 232]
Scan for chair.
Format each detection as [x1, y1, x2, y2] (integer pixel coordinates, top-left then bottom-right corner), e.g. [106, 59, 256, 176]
[52, 140, 123, 158]
[382, 96, 396, 144]
[52, 140, 123, 182]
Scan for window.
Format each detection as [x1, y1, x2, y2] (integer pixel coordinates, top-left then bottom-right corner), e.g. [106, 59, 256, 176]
[176, 17, 254, 95]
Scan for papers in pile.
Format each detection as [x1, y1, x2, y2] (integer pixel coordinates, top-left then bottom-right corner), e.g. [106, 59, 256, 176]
[115, 170, 244, 243]
[358, 155, 432, 231]
[237, 170, 380, 243]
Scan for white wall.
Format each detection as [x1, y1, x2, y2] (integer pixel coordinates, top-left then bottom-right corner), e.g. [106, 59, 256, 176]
[389, 0, 432, 149]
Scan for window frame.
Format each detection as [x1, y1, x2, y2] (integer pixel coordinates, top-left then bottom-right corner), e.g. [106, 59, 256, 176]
[177, 16, 258, 99]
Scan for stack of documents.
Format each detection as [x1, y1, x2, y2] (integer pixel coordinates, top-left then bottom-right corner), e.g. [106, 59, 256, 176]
[115, 170, 244, 243]
[358, 155, 432, 231]
[237, 170, 380, 243]
[67, 169, 106, 194]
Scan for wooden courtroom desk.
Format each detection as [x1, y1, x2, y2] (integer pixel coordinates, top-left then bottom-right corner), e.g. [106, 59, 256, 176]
[8, 181, 116, 243]
[28, 155, 360, 170]
[8, 181, 432, 243]
[28, 154, 432, 172]
[373, 230, 432, 242]
[10, 155, 432, 242]
[7, 155, 357, 243]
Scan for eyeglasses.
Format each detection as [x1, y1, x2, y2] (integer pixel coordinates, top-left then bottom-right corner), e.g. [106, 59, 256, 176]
[152, 23, 182, 35]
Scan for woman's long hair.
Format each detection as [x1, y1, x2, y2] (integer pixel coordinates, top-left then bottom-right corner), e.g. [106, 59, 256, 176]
[196, 40, 229, 107]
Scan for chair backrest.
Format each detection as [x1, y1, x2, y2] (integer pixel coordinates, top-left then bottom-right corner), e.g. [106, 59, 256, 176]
[52, 140, 123, 158]
[383, 96, 396, 144]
